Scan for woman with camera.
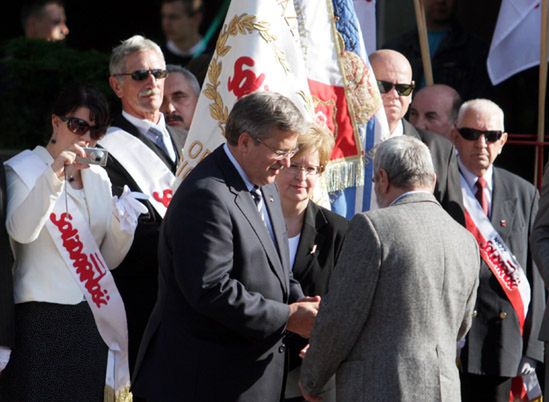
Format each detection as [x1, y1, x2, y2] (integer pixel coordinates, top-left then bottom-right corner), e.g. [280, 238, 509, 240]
[0, 85, 145, 401]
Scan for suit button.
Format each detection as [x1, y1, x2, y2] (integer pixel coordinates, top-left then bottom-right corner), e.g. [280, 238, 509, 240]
[278, 344, 286, 353]
[472, 310, 478, 318]
[499, 311, 507, 320]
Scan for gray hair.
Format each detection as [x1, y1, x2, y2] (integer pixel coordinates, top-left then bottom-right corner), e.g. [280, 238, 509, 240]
[166, 64, 201, 96]
[374, 136, 435, 188]
[109, 35, 165, 76]
[225, 92, 306, 146]
[457, 98, 505, 130]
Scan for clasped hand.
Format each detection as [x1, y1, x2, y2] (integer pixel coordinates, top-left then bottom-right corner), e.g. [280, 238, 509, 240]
[287, 295, 321, 339]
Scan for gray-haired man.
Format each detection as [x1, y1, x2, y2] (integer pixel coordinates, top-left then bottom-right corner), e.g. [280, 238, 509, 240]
[300, 136, 480, 402]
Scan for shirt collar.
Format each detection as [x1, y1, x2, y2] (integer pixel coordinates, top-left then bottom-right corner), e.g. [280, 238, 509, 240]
[390, 120, 404, 137]
[457, 156, 493, 192]
[122, 110, 168, 138]
[166, 38, 205, 57]
[223, 143, 255, 192]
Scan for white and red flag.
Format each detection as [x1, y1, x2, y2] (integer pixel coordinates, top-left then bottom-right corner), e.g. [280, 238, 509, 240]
[487, 0, 548, 85]
[176, 0, 388, 217]
[176, 0, 314, 183]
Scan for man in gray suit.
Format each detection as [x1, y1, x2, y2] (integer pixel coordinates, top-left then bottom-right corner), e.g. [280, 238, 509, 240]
[299, 135, 480, 402]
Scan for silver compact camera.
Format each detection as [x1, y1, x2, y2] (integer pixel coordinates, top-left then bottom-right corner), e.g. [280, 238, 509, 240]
[76, 147, 108, 166]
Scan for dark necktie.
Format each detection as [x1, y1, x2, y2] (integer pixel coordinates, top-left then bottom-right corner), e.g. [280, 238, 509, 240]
[475, 176, 489, 216]
[148, 126, 170, 157]
[250, 186, 261, 210]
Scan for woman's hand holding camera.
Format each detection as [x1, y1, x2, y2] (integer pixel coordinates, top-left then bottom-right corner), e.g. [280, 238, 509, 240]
[51, 141, 89, 180]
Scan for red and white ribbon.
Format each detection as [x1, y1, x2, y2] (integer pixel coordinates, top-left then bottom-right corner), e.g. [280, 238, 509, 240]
[460, 174, 530, 333]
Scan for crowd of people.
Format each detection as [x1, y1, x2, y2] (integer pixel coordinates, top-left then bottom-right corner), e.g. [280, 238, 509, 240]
[0, 0, 548, 402]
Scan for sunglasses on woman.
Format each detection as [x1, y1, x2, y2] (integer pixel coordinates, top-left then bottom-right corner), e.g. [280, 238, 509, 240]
[60, 116, 106, 140]
[114, 69, 168, 81]
[457, 127, 503, 143]
[376, 80, 415, 96]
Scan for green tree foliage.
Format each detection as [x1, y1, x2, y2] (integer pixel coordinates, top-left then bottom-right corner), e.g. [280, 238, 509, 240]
[0, 38, 117, 151]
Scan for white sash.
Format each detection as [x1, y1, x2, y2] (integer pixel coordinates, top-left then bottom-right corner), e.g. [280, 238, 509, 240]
[5, 151, 132, 401]
[460, 174, 531, 332]
[99, 128, 175, 217]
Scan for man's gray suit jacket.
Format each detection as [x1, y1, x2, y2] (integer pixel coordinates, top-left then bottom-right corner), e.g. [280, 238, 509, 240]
[300, 192, 480, 402]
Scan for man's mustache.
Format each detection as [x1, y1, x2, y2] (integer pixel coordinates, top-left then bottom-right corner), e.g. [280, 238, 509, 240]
[165, 113, 184, 123]
[140, 88, 161, 97]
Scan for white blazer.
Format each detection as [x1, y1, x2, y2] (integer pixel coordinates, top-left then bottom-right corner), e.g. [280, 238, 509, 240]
[5, 146, 134, 304]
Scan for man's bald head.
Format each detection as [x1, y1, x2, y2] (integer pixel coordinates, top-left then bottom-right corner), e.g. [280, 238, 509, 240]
[370, 50, 414, 134]
[409, 84, 462, 140]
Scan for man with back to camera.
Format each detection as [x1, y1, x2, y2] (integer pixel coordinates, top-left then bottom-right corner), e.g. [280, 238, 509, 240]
[299, 135, 480, 402]
[409, 84, 462, 141]
[98, 34, 179, 374]
[161, 64, 200, 153]
[451, 99, 544, 402]
[132, 91, 320, 402]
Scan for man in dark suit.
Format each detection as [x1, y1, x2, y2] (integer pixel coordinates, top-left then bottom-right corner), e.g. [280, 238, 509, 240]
[369, 49, 462, 214]
[98, 34, 178, 374]
[0, 161, 14, 378]
[451, 99, 544, 401]
[132, 92, 320, 402]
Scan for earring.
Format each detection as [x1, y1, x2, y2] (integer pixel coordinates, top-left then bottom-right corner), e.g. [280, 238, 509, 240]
[50, 138, 57, 144]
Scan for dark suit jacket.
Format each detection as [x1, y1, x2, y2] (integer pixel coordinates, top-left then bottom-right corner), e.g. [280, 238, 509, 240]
[132, 145, 304, 402]
[286, 202, 348, 401]
[531, 162, 549, 341]
[102, 114, 178, 373]
[402, 120, 463, 219]
[458, 167, 545, 377]
[0, 161, 14, 349]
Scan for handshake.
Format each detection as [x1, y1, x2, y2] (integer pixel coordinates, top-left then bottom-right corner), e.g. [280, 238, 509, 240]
[287, 296, 321, 339]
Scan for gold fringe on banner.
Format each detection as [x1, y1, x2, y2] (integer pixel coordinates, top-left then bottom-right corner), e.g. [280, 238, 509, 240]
[323, 157, 365, 193]
[104, 385, 133, 402]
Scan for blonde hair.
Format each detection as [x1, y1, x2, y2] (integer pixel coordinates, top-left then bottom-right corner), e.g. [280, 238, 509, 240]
[293, 123, 335, 172]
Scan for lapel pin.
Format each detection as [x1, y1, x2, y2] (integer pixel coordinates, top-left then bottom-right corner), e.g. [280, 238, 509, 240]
[500, 219, 507, 228]
[309, 244, 317, 254]
[269, 196, 274, 202]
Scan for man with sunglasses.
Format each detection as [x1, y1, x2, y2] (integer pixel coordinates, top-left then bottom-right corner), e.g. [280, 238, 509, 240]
[451, 99, 544, 402]
[369, 49, 461, 213]
[98, 35, 178, 377]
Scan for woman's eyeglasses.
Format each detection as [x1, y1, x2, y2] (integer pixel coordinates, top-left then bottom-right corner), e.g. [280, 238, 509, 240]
[284, 163, 321, 177]
[457, 127, 503, 143]
[376, 80, 415, 96]
[60, 116, 106, 140]
[114, 69, 168, 81]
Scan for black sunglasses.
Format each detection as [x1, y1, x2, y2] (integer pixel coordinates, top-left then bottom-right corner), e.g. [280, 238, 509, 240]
[60, 116, 106, 140]
[376, 80, 415, 96]
[114, 69, 168, 81]
[457, 127, 503, 143]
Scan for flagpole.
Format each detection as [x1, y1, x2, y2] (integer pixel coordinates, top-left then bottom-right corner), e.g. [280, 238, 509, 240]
[535, 0, 548, 186]
[413, 0, 433, 85]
